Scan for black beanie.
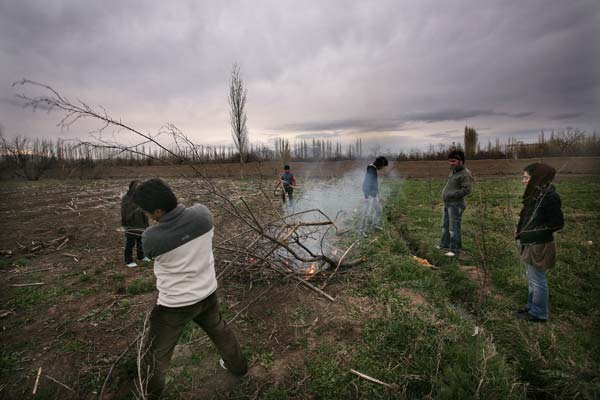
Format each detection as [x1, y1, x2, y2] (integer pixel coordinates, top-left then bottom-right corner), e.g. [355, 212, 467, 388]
[448, 150, 465, 162]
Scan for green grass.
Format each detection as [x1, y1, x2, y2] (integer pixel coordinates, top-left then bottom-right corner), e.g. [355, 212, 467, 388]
[299, 176, 599, 399]
[384, 176, 600, 399]
[126, 277, 155, 296]
[7, 286, 67, 310]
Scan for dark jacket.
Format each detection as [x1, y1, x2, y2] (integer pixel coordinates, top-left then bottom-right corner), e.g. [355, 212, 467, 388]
[362, 164, 379, 198]
[121, 194, 148, 232]
[442, 166, 473, 203]
[516, 184, 564, 245]
[281, 171, 297, 188]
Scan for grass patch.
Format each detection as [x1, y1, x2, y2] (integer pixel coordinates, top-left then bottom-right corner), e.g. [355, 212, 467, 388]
[7, 286, 67, 310]
[384, 176, 600, 399]
[126, 278, 155, 296]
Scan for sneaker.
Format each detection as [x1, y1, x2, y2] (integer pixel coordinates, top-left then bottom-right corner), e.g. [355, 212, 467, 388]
[141, 257, 152, 263]
[126, 262, 138, 268]
[516, 306, 530, 315]
[443, 251, 456, 257]
[219, 358, 227, 370]
[518, 313, 547, 323]
[373, 226, 383, 232]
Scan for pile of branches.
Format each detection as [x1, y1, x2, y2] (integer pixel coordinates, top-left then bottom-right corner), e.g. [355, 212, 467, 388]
[14, 80, 365, 300]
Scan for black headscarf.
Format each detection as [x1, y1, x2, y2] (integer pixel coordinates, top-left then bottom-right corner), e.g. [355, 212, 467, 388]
[126, 180, 141, 197]
[522, 163, 556, 205]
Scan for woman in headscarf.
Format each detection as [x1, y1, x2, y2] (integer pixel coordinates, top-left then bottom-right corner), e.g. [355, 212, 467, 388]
[515, 163, 564, 322]
[121, 180, 150, 267]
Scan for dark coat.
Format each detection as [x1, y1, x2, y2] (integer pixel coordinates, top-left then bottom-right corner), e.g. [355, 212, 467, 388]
[442, 165, 473, 203]
[362, 164, 378, 198]
[121, 194, 148, 232]
[516, 184, 564, 245]
[281, 171, 297, 187]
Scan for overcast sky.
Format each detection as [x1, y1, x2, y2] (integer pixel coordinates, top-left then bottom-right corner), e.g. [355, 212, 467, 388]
[1, 0, 598, 152]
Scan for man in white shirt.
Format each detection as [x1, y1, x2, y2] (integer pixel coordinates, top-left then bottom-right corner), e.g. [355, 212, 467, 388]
[132, 178, 247, 399]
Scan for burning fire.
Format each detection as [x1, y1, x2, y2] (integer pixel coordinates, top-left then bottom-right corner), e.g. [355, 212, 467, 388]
[411, 255, 433, 268]
[306, 262, 318, 276]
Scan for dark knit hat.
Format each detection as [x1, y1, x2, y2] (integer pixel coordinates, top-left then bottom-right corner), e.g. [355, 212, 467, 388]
[522, 163, 556, 203]
[447, 150, 465, 162]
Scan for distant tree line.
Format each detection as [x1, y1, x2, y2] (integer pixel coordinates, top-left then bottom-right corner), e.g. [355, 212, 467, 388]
[1, 125, 598, 180]
[397, 126, 600, 161]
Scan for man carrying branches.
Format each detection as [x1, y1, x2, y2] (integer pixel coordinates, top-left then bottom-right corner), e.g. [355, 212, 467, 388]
[280, 164, 297, 207]
[132, 178, 247, 399]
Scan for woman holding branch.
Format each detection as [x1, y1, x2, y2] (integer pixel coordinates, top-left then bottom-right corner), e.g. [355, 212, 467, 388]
[121, 180, 150, 267]
[515, 163, 564, 322]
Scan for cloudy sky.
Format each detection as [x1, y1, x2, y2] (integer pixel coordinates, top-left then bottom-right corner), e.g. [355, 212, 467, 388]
[1, 0, 598, 152]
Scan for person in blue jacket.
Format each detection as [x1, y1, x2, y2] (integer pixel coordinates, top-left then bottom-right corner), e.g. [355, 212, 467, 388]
[280, 165, 297, 207]
[360, 156, 388, 236]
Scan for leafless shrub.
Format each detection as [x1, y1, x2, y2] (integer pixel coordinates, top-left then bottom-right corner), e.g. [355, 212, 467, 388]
[13, 79, 364, 286]
[0, 127, 56, 180]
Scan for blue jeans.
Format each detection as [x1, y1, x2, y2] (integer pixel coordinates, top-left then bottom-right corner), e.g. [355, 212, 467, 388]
[359, 195, 382, 234]
[440, 203, 465, 253]
[526, 263, 549, 320]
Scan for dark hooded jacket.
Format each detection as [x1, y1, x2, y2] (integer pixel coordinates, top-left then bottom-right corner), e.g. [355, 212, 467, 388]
[121, 181, 149, 232]
[362, 164, 379, 198]
[516, 164, 564, 245]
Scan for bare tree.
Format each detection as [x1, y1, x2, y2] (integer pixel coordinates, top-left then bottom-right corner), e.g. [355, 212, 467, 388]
[0, 127, 55, 180]
[13, 79, 364, 290]
[228, 63, 248, 168]
[464, 126, 478, 159]
[275, 137, 291, 162]
[556, 127, 586, 154]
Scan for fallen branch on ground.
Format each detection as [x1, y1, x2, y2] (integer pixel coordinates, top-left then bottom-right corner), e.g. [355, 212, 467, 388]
[350, 368, 395, 388]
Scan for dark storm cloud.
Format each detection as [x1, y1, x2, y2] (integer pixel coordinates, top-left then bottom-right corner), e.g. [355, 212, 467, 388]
[275, 109, 536, 134]
[403, 110, 536, 123]
[276, 118, 406, 133]
[294, 132, 341, 140]
[0, 0, 598, 149]
[0, 97, 24, 108]
[428, 131, 461, 140]
[551, 112, 584, 120]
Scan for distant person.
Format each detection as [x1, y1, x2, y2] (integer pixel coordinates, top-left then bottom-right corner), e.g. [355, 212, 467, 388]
[438, 150, 473, 257]
[280, 164, 297, 207]
[515, 163, 564, 323]
[132, 179, 247, 399]
[120, 180, 150, 267]
[360, 156, 389, 236]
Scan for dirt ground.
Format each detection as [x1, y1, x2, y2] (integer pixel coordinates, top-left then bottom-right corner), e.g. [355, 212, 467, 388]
[39, 156, 600, 180]
[1, 158, 598, 399]
[0, 176, 384, 399]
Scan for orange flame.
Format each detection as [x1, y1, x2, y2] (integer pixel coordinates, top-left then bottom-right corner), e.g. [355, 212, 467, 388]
[307, 262, 318, 276]
[411, 255, 433, 267]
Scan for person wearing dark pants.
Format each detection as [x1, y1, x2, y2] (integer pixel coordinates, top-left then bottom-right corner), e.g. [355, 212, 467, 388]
[360, 156, 388, 236]
[132, 179, 247, 399]
[440, 202, 465, 254]
[439, 150, 473, 257]
[280, 165, 297, 207]
[124, 232, 144, 264]
[121, 180, 149, 267]
[515, 163, 564, 322]
[146, 293, 247, 396]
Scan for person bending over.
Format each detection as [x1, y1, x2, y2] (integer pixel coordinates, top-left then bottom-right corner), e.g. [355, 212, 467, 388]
[132, 178, 247, 399]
